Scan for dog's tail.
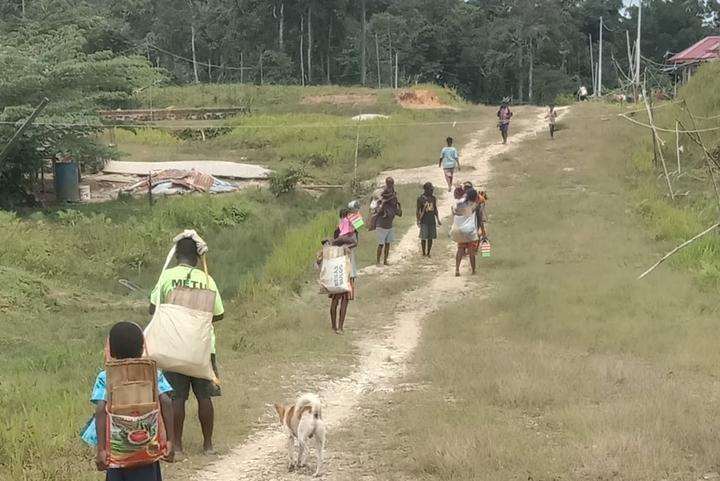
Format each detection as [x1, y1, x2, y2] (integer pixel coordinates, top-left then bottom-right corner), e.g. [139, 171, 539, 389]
[294, 393, 322, 420]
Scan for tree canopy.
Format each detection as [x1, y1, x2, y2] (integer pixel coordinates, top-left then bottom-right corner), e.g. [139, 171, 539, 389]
[1, 0, 716, 103]
[0, 0, 717, 205]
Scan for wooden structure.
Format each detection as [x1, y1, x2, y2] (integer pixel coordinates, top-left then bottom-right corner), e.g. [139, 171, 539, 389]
[669, 36, 720, 84]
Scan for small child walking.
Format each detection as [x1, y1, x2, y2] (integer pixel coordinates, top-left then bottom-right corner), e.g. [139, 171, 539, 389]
[82, 321, 175, 481]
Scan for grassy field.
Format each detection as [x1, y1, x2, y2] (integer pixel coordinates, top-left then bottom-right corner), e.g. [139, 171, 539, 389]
[136, 83, 466, 114]
[107, 84, 473, 184]
[327, 102, 720, 481]
[0, 81, 478, 481]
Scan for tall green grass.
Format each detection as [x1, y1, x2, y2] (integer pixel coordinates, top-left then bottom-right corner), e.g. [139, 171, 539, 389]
[0, 188, 348, 481]
[627, 62, 720, 288]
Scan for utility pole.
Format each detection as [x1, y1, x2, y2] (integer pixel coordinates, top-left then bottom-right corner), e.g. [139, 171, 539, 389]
[588, 34, 595, 96]
[394, 51, 399, 88]
[360, 0, 367, 86]
[598, 16, 603, 97]
[635, 0, 642, 96]
[375, 33, 381, 88]
[191, 24, 199, 83]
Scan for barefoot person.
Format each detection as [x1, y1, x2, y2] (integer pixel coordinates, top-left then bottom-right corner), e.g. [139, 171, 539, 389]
[452, 188, 481, 276]
[149, 233, 224, 455]
[375, 177, 402, 266]
[439, 137, 460, 192]
[326, 208, 358, 334]
[417, 182, 441, 257]
[497, 98, 513, 144]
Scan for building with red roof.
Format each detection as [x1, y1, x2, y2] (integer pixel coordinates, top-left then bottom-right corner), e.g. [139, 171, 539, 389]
[669, 36, 720, 83]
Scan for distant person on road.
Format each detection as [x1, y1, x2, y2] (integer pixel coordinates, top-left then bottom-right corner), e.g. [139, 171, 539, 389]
[439, 137, 460, 192]
[578, 85, 588, 102]
[375, 177, 402, 266]
[497, 98, 513, 144]
[547, 104, 557, 139]
[417, 182, 441, 257]
[149, 234, 224, 455]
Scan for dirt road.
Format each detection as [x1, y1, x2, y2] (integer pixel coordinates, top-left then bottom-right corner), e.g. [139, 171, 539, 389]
[194, 108, 547, 481]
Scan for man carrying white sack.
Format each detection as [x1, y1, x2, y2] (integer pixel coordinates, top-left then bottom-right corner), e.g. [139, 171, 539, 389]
[149, 230, 224, 455]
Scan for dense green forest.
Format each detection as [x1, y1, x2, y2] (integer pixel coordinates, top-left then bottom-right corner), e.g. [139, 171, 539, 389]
[1, 0, 718, 104]
[0, 0, 718, 205]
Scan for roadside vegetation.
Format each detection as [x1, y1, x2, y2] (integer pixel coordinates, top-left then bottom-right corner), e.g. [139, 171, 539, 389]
[628, 62, 720, 288]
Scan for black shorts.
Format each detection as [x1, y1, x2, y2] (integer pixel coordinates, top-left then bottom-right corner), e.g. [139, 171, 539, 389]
[106, 463, 161, 481]
[164, 354, 221, 401]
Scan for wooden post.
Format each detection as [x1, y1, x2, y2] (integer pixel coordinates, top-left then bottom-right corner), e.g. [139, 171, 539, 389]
[626, 30, 633, 82]
[208, 57, 212, 82]
[635, 0, 642, 95]
[353, 116, 361, 194]
[375, 33, 381, 88]
[148, 171, 153, 207]
[675, 121, 681, 174]
[642, 83, 674, 200]
[240, 52, 244, 84]
[259, 51, 264, 86]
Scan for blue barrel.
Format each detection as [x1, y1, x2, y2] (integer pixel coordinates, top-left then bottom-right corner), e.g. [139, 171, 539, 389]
[54, 162, 80, 202]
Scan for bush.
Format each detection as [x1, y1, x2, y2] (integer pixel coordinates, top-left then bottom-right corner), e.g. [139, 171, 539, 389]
[269, 165, 307, 196]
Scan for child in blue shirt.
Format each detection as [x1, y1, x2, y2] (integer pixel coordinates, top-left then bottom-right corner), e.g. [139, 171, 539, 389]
[81, 322, 175, 481]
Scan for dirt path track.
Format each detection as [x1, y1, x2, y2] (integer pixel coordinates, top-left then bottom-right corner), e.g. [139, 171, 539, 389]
[195, 108, 546, 481]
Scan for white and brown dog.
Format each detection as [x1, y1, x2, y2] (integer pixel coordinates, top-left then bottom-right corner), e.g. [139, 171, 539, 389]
[274, 393, 326, 477]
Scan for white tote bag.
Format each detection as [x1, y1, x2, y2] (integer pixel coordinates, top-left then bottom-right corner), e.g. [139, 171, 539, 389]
[144, 247, 217, 382]
[319, 245, 352, 294]
[451, 205, 479, 243]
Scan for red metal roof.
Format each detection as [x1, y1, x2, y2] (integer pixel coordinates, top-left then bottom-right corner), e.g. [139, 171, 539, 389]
[670, 36, 720, 64]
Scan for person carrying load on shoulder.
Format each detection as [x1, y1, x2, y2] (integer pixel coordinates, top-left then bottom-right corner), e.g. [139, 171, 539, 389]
[149, 230, 224, 455]
[81, 321, 175, 481]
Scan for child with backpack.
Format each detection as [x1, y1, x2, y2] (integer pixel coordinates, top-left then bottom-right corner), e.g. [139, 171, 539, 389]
[81, 321, 174, 481]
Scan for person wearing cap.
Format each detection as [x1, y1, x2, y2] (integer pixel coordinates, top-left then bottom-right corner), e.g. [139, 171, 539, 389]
[416, 182, 441, 257]
[497, 98, 513, 144]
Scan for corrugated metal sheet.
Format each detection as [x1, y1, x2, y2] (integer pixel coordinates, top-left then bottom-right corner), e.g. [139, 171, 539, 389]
[670, 36, 720, 64]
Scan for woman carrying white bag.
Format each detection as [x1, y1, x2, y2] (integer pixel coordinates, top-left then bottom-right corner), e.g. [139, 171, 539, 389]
[147, 230, 224, 455]
[450, 189, 485, 277]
